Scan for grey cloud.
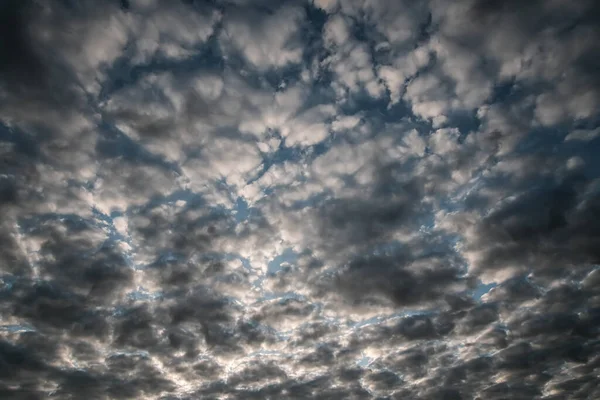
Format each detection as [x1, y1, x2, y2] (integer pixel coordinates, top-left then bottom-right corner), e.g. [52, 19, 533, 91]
[315, 187, 420, 252]
[461, 174, 600, 279]
[455, 303, 499, 334]
[0, 333, 178, 400]
[227, 361, 287, 387]
[290, 320, 339, 347]
[1, 0, 600, 398]
[336, 251, 466, 308]
[0, 220, 132, 341]
[0, 0, 82, 105]
[113, 304, 164, 350]
[364, 369, 402, 392]
[127, 200, 229, 262]
[253, 297, 317, 325]
[483, 274, 541, 305]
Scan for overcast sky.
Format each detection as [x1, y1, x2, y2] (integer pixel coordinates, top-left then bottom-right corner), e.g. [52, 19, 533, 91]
[1, 0, 600, 399]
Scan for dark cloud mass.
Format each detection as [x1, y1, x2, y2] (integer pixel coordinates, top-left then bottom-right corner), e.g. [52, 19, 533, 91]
[1, 0, 599, 398]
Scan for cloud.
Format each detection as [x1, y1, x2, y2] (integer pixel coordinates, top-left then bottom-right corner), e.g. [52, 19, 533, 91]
[220, 5, 305, 71]
[322, 14, 385, 98]
[565, 127, 600, 142]
[1, 0, 599, 398]
[127, 0, 221, 64]
[449, 174, 600, 281]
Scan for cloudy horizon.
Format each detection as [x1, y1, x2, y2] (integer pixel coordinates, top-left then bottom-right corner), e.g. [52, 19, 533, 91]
[1, 0, 600, 398]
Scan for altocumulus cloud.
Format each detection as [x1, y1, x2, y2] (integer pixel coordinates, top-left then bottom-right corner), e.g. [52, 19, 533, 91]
[1, 0, 600, 398]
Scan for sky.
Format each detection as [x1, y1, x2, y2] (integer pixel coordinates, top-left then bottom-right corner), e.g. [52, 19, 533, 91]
[1, 0, 600, 399]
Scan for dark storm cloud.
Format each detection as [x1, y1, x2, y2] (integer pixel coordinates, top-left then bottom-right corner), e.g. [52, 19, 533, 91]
[279, 154, 472, 310]
[314, 177, 423, 252]
[0, 336, 56, 398]
[0, 332, 177, 400]
[377, 274, 600, 399]
[0, 208, 243, 397]
[128, 199, 229, 263]
[0, 0, 123, 132]
[1, 218, 128, 335]
[27, 221, 132, 299]
[108, 285, 246, 360]
[289, 320, 339, 347]
[483, 274, 541, 305]
[0, 0, 63, 98]
[252, 297, 317, 324]
[227, 361, 287, 387]
[335, 249, 466, 308]
[463, 173, 600, 278]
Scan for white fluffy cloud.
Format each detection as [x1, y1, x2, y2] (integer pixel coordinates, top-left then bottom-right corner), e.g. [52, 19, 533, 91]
[220, 5, 305, 70]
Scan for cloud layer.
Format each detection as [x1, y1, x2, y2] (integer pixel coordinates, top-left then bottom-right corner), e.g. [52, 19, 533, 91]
[1, 0, 600, 398]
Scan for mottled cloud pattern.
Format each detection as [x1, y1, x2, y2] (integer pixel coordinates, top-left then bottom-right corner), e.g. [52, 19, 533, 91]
[1, 0, 599, 398]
